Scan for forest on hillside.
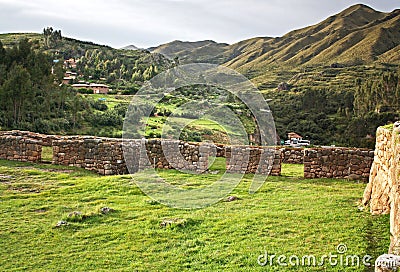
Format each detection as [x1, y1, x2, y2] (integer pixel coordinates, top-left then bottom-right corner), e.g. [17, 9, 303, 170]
[0, 34, 399, 148]
[267, 69, 400, 148]
[0, 38, 152, 135]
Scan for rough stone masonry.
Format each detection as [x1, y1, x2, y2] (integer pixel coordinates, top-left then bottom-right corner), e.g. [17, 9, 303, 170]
[304, 147, 374, 181]
[0, 130, 380, 180]
[363, 124, 400, 259]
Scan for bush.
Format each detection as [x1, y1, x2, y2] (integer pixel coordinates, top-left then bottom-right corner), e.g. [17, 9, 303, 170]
[90, 111, 123, 127]
[91, 100, 108, 111]
[76, 88, 93, 94]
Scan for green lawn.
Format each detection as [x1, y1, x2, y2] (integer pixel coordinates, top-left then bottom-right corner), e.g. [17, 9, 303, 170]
[0, 160, 389, 271]
[84, 94, 132, 109]
[41, 146, 53, 162]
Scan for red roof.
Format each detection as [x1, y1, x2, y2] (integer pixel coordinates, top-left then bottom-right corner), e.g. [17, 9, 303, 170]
[288, 132, 302, 139]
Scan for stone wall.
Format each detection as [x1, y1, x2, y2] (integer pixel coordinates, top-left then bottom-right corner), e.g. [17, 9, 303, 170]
[0, 130, 61, 146]
[0, 135, 42, 162]
[225, 146, 281, 175]
[52, 137, 211, 175]
[52, 136, 133, 175]
[214, 143, 226, 157]
[281, 147, 304, 164]
[141, 139, 210, 173]
[363, 126, 400, 255]
[304, 148, 374, 180]
[363, 128, 396, 215]
[0, 131, 283, 176]
[0, 131, 380, 180]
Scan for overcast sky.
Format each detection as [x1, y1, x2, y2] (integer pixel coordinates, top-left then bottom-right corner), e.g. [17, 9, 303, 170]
[0, 0, 399, 48]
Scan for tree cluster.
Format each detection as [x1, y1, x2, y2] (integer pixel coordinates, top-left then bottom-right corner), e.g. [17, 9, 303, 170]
[0, 39, 86, 133]
[354, 71, 400, 116]
[43, 27, 62, 48]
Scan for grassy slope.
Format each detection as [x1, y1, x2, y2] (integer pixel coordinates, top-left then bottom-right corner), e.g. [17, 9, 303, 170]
[223, 5, 400, 71]
[0, 160, 389, 271]
[0, 33, 43, 46]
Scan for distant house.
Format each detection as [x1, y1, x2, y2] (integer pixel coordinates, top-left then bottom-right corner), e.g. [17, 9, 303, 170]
[288, 132, 303, 141]
[90, 84, 110, 94]
[65, 71, 78, 79]
[71, 83, 110, 94]
[62, 71, 79, 85]
[64, 58, 77, 69]
[62, 77, 73, 84]
[285, 132, 310, 147]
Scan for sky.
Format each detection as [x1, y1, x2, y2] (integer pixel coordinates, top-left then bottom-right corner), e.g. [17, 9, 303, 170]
[0, 0, 399, 49]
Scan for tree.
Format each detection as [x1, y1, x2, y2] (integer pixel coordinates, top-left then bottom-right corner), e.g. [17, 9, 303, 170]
[43, 27, 62, 48]
[1, 64, 32, 126]
[69, 95, 85, 130]
[131, 70, 142, 82]
[0, 41, 5, 64]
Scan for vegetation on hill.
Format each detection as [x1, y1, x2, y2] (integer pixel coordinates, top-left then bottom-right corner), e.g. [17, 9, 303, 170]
[145, 4, 400, 147]
[149, 40, 229, 64]
[1, 30, 172, 94]
[0, 30, 172, 136]
[264, 65, 400, 148]
[1, 4, 399, 147]
[0, 38, 73, 132]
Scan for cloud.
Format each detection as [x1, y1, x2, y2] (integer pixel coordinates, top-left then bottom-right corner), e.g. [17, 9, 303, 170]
[0, 0, 399, 48]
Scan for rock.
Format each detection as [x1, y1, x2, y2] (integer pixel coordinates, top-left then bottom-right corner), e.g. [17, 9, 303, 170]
[226, 196, 239, 202]
[55, 221, 69, 228]
[346, 174, 362, 181]
[277, 82, 289, 91]
[160, 218, 187, 228]
[68, 211, 82, 217]
[100, 207, 115, 214]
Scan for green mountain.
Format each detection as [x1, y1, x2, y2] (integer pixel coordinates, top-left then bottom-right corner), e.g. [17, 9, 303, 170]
[0, 5, 399, 147]
[121, 44, 141, 51]
[227, 4, 399, 71]
[0, 32, 172, 92]
[149, 4, 400, 69]
[149, 40, 229, 64]
[170, 4, 399, 148]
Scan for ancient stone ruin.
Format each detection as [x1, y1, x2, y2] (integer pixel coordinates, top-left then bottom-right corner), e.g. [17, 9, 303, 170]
[0, 131, 282, 176]
[280, 147, 305, 164]
[304, 148, 374, 180]
[0, 130, 378, 180]
[363, 124, 400, 268]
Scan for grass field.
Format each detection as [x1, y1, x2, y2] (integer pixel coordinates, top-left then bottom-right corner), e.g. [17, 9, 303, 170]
[0, 160, 389, 271]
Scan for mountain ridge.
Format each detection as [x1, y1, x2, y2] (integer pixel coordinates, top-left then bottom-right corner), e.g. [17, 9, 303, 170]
[121, 44, 141, 50]
[145, 4, 400, 75]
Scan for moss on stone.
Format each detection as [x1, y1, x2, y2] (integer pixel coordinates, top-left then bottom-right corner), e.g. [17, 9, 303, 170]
[382, 124, 394, 130]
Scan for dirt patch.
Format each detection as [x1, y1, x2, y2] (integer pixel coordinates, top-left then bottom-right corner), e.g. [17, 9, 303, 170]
[0, 175, 14, 184]
[33, 209, 47, 213]
[15, 166, 74, 173]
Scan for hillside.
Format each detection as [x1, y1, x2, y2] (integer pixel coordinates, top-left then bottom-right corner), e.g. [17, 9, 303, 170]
[0, 5, 399, 147]
[121, 44, 141, 51]
[0, 32, 172, 92]
[0, 32, 174, 137]
[223, 4, 400, 91]
[148, 5, 400, 72]
[141, 4, 400, 148]
[149, 40, 229, 64]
